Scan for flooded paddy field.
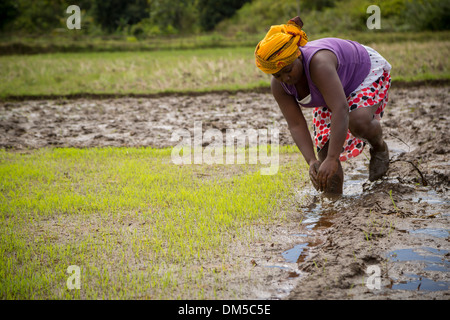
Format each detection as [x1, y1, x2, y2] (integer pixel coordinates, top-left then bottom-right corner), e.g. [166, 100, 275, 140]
[1, 84, 448, 299]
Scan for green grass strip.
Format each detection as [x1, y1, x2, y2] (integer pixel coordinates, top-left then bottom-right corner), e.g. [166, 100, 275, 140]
[1, 40, 448, 98]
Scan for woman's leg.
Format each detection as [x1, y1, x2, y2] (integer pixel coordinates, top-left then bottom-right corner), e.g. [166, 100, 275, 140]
[348, 103, 389, 181]
[348, 104, 385, 151]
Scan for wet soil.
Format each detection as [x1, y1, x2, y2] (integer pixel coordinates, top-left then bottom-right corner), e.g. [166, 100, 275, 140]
[0, 84, 448, 300]
[286, 85, 449, 300]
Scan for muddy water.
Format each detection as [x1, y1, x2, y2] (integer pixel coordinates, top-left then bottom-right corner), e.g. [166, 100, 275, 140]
[386, 247, 449, 291]
[263, 159, 371, 299]
[280, 127, 449, 299]
[282, 142, 450, 298]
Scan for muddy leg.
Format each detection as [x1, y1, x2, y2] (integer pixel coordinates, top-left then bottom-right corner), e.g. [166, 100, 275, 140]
[318, 142, 344, 194]
[348, 104, 385, 151]
[349, 103, 389, 181]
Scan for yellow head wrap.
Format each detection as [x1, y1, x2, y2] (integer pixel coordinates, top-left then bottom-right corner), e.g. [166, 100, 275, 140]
[255, 17, 308, 74]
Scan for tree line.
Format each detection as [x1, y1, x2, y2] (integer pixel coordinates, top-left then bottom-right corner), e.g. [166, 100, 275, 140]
[1, 0, 448, 36]
[0, 0, 251, 35]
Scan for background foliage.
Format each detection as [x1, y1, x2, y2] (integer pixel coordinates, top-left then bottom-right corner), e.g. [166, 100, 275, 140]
[219, 0, 450, 35]
[1, 0, 448, 37]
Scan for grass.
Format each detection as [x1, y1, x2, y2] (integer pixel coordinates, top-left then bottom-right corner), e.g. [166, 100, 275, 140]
[0, 48, 269, 97]
[389, 189, 400, 215]
[0, 146, 307, 299]
[0, 32, 262, 55]
[1, 39, 449, 99]
[1, 30, 448, 55]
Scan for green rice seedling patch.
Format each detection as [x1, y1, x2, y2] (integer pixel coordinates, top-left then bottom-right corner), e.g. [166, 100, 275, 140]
[0, 146, 307, 299]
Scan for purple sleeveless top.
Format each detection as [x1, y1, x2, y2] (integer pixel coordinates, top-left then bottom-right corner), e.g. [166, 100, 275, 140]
[281, 38, 371, 108]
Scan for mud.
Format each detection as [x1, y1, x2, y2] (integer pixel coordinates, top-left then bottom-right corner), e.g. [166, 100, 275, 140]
[0, 84, 448, 300]
[285, 85, 450, 300]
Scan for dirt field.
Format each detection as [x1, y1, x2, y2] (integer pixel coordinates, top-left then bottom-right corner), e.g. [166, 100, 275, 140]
[0, 84, 448, 300]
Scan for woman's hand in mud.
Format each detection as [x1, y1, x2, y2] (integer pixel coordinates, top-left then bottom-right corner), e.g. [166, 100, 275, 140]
[316, 157, 339, 192]
[308, 160, 321, 191]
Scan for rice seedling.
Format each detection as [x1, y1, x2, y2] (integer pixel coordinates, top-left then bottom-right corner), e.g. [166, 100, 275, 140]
[389, 189, 399, 215]
[0, 145, 306, 299]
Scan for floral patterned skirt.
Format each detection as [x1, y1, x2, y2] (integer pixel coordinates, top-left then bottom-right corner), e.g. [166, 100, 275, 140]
[312, 45, 392, 162]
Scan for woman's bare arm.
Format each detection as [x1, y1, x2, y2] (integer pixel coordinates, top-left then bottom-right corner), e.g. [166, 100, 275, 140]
[309, 50, 349, 190]
[271, 77, 317, 166]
